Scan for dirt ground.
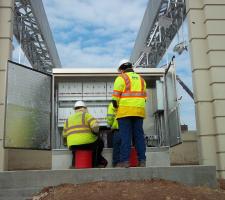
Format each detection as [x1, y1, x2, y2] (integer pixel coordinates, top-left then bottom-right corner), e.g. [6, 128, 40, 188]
[32, 179, 225, 200]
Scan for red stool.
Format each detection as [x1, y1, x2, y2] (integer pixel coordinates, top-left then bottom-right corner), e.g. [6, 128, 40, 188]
[129, 147, 138, 167]
[75, 150, 93, 169]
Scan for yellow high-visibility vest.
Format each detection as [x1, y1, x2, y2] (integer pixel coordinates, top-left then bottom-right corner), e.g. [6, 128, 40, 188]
[63, 111, 98, 147]
[106, 102, 119, 130]
[112, 72, 147, 118]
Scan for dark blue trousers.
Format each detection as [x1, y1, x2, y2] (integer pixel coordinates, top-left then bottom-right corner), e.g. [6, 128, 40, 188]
[112, 130, 121, 166]
[118, 117, 146, 163]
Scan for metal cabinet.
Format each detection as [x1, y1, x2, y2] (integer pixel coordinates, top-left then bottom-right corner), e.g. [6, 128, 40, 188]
[4, 65, 181, 150]
[52, 68, 181, 149]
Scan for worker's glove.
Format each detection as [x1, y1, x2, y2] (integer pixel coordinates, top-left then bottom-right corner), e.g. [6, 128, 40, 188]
[91, 125, 99, 135]
[112, 100, 118, 108]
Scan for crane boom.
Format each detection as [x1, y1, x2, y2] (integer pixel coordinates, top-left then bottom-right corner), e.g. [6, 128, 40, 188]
[176, 75, 194, 100]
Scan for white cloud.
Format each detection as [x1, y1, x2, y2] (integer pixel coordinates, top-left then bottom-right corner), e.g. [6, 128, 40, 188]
[56, 41, 127, 68]
[43, 0, 147, 32]
[42, 0, 148, 67]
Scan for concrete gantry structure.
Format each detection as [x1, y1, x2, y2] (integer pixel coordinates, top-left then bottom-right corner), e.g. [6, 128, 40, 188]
[186, 0, 225, 178]
[0, 0, 14, 171]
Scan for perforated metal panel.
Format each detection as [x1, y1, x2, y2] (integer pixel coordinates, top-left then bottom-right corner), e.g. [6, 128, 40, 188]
[4, 61, 51, 149]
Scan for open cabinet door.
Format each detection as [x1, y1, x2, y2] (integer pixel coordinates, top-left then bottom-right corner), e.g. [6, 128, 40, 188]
[4, 61, 52, 150]
[164, 62, 182, 147]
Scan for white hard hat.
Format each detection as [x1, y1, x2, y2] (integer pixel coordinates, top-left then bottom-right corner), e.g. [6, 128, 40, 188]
[118, 59, 133, 71]
[118, 59, 130, 67]
[74, 100, 86, 109]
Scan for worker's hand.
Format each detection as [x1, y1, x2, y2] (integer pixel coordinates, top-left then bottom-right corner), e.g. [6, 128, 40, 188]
[112, 100, 118, 108]
[91, 125, 99, 135]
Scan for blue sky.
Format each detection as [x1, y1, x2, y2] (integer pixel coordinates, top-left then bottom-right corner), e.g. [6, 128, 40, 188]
[12, 0, 196, 130]
[42, 0, 149, 67]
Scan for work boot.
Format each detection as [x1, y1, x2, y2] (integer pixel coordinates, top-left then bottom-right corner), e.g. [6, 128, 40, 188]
[138, 161, 146, 167]
[112, 163, 118, 168]
[115, 161, 130, 168]
[97, 157, 108, 168]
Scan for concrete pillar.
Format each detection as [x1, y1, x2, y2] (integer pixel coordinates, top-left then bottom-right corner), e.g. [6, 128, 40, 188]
[186, 0, 225, 178]
[204, 1, 225, 178]
[0, 0, 14, 170]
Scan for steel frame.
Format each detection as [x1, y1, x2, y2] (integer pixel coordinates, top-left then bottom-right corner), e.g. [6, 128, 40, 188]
[132, 0, 186, 68]
[14, 0, 61, 73]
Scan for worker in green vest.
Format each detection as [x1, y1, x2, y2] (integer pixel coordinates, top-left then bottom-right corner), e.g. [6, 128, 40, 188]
[106, 102, 120, 167]
[112, 59, 147, 167]
[63, 100, 107, 168]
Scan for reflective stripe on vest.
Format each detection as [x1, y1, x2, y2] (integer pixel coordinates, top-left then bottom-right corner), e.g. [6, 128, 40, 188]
[107, 114, 115, 117]
[119, 73, 146, 98]
[64, 124, 89, 132]
[66, 112, 91, 136]
[87, 117, 95, 124]
[68, 129, 91, 136]
[112, 90, 122, 97]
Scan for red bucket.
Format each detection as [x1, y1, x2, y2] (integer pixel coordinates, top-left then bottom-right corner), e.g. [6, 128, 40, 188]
[75, 150, 93, 169]
[129, 147, 138, 167]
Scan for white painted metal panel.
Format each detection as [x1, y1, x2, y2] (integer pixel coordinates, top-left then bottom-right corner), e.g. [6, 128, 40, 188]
[94, 82, 107, 97]
[156, 80, 164, 111]
[83, 82, 107, 100]
[58, 82, 82, 97]
[88, 106, 107, 126]
[58, 82, 83, 101]
[58, 107, 74, 126]
[52, 67, 165, 75]
[106, 82, 114, 100]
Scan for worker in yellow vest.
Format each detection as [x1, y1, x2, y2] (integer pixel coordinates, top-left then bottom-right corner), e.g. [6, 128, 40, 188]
[106, 102, 120, 167]
[112, 59, 147, 167]
[63, 100, 107, 168]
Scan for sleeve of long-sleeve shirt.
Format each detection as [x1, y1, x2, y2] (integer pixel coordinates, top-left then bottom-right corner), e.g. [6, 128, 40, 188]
[62, 119, 68, 138]
[106, 114, 114, 127]
[106, 104, 115, 127]
[112, 76, 125, 102]
[86, 113, 99, 133]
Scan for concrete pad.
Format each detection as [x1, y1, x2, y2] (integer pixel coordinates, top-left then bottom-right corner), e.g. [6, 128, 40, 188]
[0, 165, 217, 200]
[52, 147, 170, 169]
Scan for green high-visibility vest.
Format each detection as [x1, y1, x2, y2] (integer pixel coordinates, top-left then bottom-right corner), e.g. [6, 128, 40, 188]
[112, 72, 147, 118]
[106, 102, 119, 130]
[63, 111, 98, 147]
